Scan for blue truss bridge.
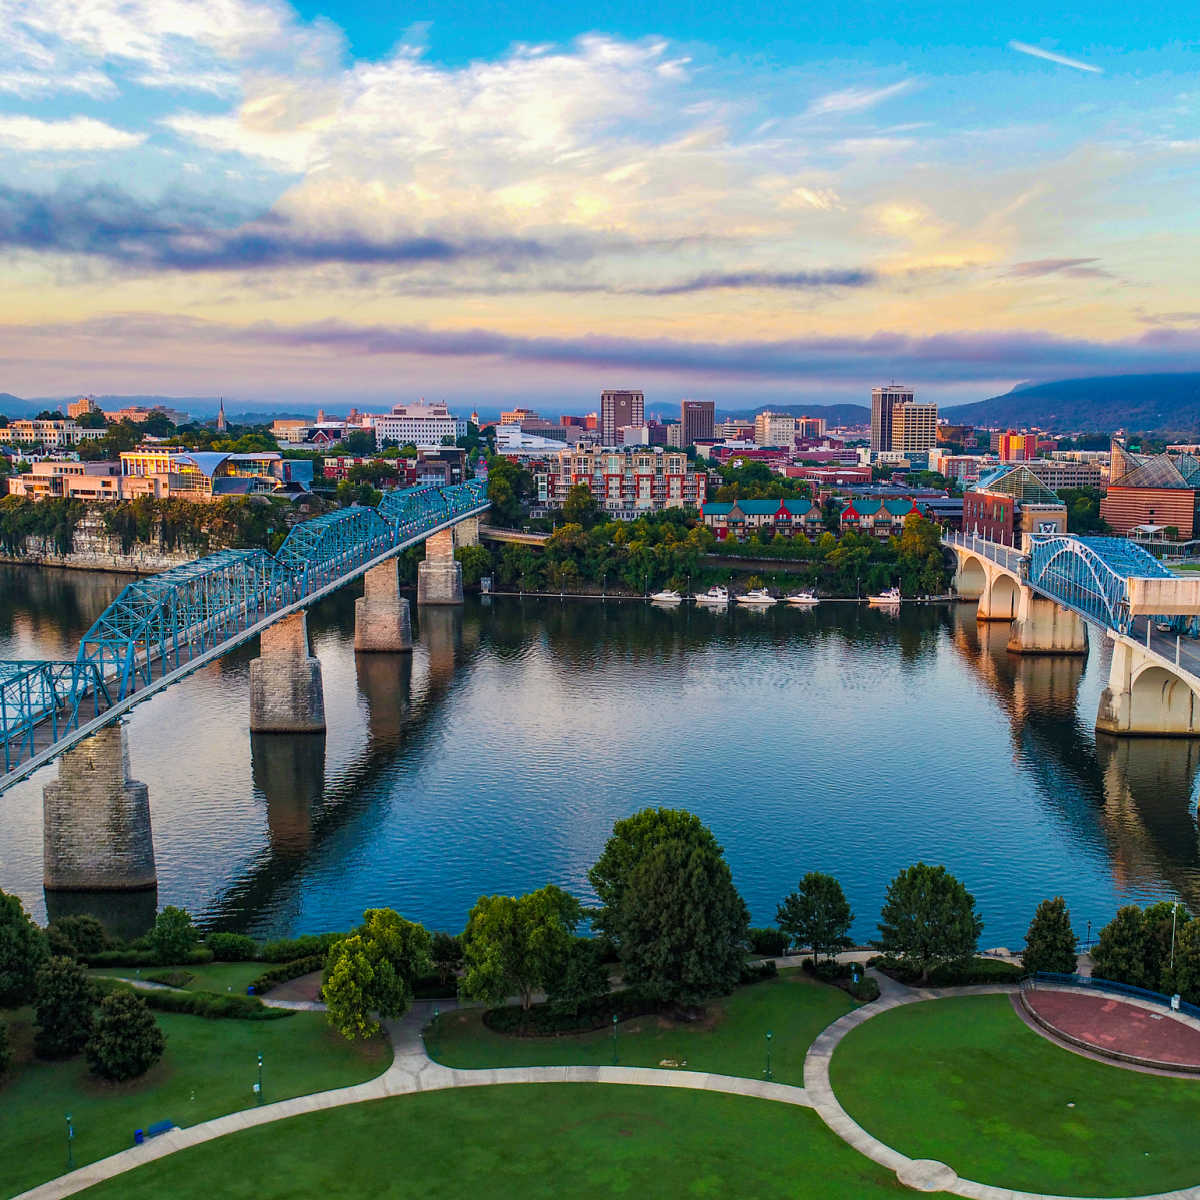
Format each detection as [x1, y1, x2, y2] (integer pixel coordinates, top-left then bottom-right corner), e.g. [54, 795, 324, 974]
[0, 480, 489, 790]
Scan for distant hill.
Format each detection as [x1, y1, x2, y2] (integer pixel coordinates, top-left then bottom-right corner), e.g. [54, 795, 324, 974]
[945, 374, 1200, 434]
[721, 403, 870, 426]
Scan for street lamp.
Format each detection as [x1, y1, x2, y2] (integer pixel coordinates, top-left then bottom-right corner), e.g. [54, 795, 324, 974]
[256, 1053, 263, 1105]
[764, 1031, 774, 1082]
[1086, 920, 1092, 951]
[1171, 902, 1180, 971]
[65, 1113, 74, 1171]
[611, 1013, 618, 1065]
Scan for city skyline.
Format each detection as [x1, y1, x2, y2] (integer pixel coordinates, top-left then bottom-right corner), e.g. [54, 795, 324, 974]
[0, 2, 1196, 404]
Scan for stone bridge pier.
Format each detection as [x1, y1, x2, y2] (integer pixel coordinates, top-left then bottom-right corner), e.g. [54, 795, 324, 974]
[249, 610, 326, 734]
[417, 526, 464, 605]
[355, 559, 412, 652]
[43, 724, 156, 893]
[1098, 634, 1200, 736]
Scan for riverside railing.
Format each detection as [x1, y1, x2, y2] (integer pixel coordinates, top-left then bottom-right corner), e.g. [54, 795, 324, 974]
[1028, 971, 1200, 1020]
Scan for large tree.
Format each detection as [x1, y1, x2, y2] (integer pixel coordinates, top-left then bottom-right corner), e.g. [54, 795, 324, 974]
[323, 909, 432, 1040]
[1021, 897, 1078, 976]
[614, 839, 749, 1008]
[149, 906, 197, 964]
[33, 956, 96, 1059]
[876, 862, 983, 981]
[776, 872, 854, 965]
[86, 991, 164, 1081]
[1091, 905, 1148, 987]
[460, 886, 580, 1014]
[0, 889, 47, 1007]
[589, 807, 724, 939]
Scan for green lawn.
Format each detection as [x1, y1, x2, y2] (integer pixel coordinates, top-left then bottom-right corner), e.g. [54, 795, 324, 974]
[78, 1084, 906, 1199]
[831, 994, 1200, 1197]
[89, 962, 266, 995]
[0, 1006, 389, 1198]
[425, 970, 854, 1087]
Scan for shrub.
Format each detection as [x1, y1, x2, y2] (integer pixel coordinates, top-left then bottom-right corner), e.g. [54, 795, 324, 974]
[0, 1019, 9, 1075]
[483, 985, 661, 1036]
[0, 888, 48, 1007]
[848, 976, 880, 1002]
[747, 927, 789, 957]
[93, 977, 289, 1021]
[46, 916, 109, 961]
[86, 991, 165, 1081]
[738, 959, 778, 985]
[248, 955, 325, 995]
[85, 947, 214, 968]
[412, 973, 458, 1000]
[259, 932, 345, 963]
[33, 956, 97, 1059]
[870, 954, 1022, 986]
[145, 970, 194, 989]
[206, 932, 258, 962]
[149, 907, 197, 964]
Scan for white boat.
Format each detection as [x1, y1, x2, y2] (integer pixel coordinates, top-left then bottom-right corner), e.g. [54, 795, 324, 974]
[694, 586, 730, 606]
[868, 587, 902, 606]
[649, 589, 683, 604]
[736, 588, 777, 607]
[785, 590, 819, 606]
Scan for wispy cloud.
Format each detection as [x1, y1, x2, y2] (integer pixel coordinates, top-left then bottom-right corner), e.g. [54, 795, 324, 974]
[1009, 41, 1102, 74]
[1006, 257, 1112, 279]
[638, 269, 877, 295]
[0, 116, 145, 152]
[806, 80, 915, 116]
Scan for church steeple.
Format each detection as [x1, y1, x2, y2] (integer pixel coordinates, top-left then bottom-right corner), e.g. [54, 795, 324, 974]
[216, 396, 227, 433]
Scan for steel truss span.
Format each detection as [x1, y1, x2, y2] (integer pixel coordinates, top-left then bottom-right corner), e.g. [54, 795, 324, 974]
[0, 480, 488, 779]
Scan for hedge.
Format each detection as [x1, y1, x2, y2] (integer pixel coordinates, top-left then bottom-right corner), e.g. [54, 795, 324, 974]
[747, 927, 789, 957]
[800, 958, 880, 1001]
[206, 932, 258, 962]
[248, 954, 325, 996]
[85, 947, 215, 968]
[95, 977, 290, 1020]
[869, 955, 1024, 986]
[483, 986, 662, 1036]
[258, 932, 345, 963]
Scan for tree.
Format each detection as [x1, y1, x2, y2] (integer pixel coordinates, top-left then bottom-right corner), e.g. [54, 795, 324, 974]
[562, 484, 598, 529]
[0, 888, 48, 1006]
[322, 909, 432, 1039]
[614, 839, 749, 1008]
[455, 543, 491, 586]
[460, 885, 580, 1014]
[149, 906, 197, 963]
[1167, 918, 1200, 1003]
[33, 956, 96, 1059]
[0, 1018, 9, 1076]
[1141, 900, 1189, 989]
[547, 938, 610, 1015]
[46, 915, 109, 961]
[876, 863, 983, 981]
[776, 872, 854, 964]
[431, 932, 463, 986]
[1021, 897, 1078, 976]
[1090, 906, 1148, 987]
[86, 991, 164, 1081]
[588, 807, 724, 940]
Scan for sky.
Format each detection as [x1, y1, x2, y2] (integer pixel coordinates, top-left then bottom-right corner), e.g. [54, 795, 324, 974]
[0, 0, 1196, 411]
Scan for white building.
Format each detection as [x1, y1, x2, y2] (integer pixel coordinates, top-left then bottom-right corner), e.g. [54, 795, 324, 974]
[369, 402, 467, 449]
[754, 412, 797, 447]
[493, 424, 566, 458]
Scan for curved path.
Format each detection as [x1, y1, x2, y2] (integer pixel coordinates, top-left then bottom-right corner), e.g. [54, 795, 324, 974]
[802, 979, 1200, 1200]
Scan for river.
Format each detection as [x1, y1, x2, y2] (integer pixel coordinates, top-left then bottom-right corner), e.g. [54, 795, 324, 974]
[2, 562, 1198, 946]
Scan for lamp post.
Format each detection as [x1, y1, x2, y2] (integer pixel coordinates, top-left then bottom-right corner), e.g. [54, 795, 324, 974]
[1172, 902, 1180, 971]
[256, 1053, 263, 1105]
[764, 1031, 773, 1082]
[611, 1013, 618, 1065]
[65, 1113, 74, 1171]
[1086, 919, 1092, 951]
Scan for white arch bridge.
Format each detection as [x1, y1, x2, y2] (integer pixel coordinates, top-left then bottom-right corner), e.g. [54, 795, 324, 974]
[948, 531, 1200, 737]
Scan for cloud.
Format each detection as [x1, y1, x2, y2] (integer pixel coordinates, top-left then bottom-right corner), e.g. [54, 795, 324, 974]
[638, 269, 877, 295]
[0, 116, 145, 152]
[1005, 257, 1113, 279]
[1008, 41, 1102, 74]
[806, 80, 915, 116]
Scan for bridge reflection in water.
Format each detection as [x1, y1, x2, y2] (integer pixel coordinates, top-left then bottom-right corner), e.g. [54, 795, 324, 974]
[950, 608, 1200, 915]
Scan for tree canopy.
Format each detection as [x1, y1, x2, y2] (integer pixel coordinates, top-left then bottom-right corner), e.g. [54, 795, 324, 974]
[776, 872, 854, 964]
[876, 862, 983, 981]
[0, 889, 47, 1007]
[1021, 897, 1078, 976]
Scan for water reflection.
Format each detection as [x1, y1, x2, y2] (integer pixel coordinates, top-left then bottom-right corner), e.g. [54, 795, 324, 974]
[43, 887, 159, 944]
[251, 732, 327, 856]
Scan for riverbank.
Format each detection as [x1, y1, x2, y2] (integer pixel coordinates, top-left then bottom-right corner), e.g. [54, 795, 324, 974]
[479, 588, 966, 604]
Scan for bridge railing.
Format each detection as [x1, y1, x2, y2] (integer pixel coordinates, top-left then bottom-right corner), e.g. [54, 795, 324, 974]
[946, 530, 1027, 576]
[0, 661, 113, 773]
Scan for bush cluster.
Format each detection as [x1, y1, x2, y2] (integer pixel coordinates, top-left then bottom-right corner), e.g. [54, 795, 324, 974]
[483, 985, 662, 1036]
[94, 978, 289, 1021]
[869, 955, 1022, 986]
[747, 927, 789, 957]
[84, 947, 214, 968]
[248, 954, 325, 995]
[205, 932, 258, 962]
[259, 932, 345, 963]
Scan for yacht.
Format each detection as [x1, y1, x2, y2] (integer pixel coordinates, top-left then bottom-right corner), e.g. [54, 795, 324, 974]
[649, 589, 683, 604]
[694, 585, 730, 607]
[785, 590, 819, 606]
[736, 588, 777, 607]
[868, 586, 902, 606]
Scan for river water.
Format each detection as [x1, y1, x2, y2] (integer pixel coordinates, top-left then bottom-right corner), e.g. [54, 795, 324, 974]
[2, 563, 1199, 946]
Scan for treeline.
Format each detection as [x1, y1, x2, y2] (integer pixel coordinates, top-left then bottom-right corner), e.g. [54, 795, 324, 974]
[0, 496, 84, 555]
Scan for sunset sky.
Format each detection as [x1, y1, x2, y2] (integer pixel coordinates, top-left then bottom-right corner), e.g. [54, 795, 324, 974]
[1, 0, 1196, 410]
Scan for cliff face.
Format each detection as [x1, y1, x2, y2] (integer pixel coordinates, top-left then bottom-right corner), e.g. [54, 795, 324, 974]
[0, 512, 201, 574]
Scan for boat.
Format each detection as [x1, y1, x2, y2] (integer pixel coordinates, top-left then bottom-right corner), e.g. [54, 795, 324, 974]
[649, 589, 683, 604]
[694, 586, 730, 606]
[736, 588, 777, 607]
[868, 587, 902, 607]
[785, 590, 819, 606]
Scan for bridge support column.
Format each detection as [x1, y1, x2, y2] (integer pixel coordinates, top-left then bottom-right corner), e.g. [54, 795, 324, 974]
[1006, 589, 1087, 655]
[1097, 634, 1200, 736]
[43, 725, 156, 892]
[355, 560, 412, 652]
[249, 611, 326, 733]
[417, 526, 463, 605]
[454, 515, 480, 548]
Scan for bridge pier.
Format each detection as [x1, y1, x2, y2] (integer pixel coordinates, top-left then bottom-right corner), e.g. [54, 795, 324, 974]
[249, 611, 326, 734]
[1097, 635, 1200, 736]
[1007, 590, 1087, 655]
[43, 725, 156, 892]
[454, 515, 480, 548]
[355, 560, 412, 652]
[417, 527, 463, 605]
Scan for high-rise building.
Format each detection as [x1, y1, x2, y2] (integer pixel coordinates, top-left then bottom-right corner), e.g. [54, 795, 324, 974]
[67, 396, 99, 420]
[997, 430, 1039, 462]
[601, 390, 644, 445]
[871, 385, 914, 452]
[753, 411, 796, 446]
[500, 407, 539, 425]
[795, 416, 827, 439]
[680, 399, 715, 446]
[892, 402, 937, 454]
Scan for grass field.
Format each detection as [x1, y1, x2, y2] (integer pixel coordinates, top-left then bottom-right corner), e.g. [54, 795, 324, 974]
[0, 1005, 389, 1198]
[425, 969, 853, 1086]
[78, 1084, 907, 1199]
[831, 994, 1200, 1197]
[89, 962, 265, 995]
